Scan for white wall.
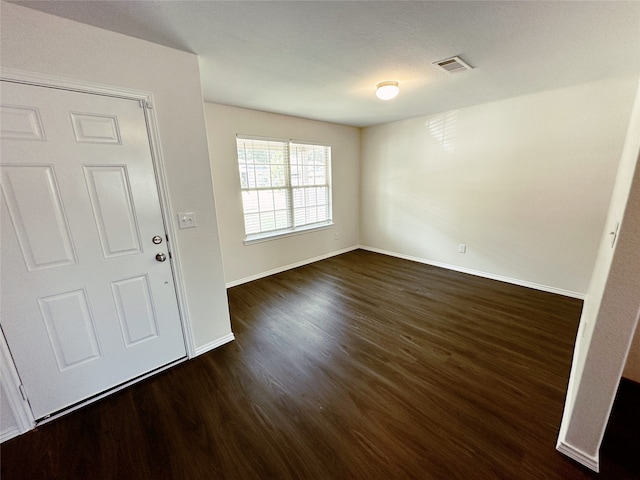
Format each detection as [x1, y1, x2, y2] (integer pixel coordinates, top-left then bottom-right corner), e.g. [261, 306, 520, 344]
[360, 76, 638, 297]
[557, 77, 640, 471]
[0, 2, 232, 352]
[205, 103, 360, 285]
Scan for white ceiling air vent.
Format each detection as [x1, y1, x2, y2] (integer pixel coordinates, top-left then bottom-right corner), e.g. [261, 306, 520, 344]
[433, 56, 473, 74]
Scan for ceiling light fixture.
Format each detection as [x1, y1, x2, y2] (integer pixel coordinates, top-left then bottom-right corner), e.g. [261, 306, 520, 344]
[376, 81, 399, 100]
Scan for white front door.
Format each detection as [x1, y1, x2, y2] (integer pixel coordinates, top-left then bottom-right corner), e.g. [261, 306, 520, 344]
[0, 81, 186, 420]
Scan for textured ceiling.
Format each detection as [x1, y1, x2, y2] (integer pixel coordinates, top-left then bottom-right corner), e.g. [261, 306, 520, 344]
[11, 1, 640, 127]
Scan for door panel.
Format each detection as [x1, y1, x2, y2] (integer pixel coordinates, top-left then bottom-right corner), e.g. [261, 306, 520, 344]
[38, 289, 102, 371]
[111, 275, 160, 346]
[83, 165, 143, 257]
[0, 81, 186, 420]
[1, 164, 77, 270]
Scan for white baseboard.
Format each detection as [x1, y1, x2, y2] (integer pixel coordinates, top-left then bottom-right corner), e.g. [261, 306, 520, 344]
[556, 440, 599, 472]
[1, 425, 28, 444]
[225, 245, 585, 300]
[193, 333, 236, 356]
[360, 246, 586, 300]
[225, 246, 360, 288]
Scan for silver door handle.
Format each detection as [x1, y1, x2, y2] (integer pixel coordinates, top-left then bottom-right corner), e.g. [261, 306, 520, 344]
[155, 252, 167, 262]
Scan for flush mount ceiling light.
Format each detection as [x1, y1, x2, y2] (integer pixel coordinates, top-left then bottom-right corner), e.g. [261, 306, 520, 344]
[376, 81, 399, 100]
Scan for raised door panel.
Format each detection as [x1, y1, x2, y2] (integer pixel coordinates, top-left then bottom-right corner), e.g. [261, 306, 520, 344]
[83, 165, 142, 258]
[112, 275, 159, 346]
[0, 165, 77, 270]
[38, 289, 102, 371]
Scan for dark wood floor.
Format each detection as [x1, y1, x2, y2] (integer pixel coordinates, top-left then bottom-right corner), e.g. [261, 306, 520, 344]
[1, 249, 638, 479]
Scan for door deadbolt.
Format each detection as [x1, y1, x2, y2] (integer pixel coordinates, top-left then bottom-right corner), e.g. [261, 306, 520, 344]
[155, 252, 167, 262]
[152, 235, 163, 244]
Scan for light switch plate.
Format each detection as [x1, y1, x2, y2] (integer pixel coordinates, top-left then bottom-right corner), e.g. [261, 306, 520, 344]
[178, 212, 197, 229]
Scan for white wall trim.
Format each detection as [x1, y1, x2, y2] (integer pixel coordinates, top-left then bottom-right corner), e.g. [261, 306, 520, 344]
[360, 246, 586, 300]
[0, 67, 197, 358]
[194, 333, 236, 356]
[556, 440, 599, 472]
[244, 222, 334, 245]
[225, 246, 360, 288]
[0, 421, 25, 444]
[1, 67, 153, 102]
[0, 330, 34, 442]
[140, 90, 197, 359]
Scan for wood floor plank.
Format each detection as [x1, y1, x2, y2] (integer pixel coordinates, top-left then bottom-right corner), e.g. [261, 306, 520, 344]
[1, 249, 637, 479]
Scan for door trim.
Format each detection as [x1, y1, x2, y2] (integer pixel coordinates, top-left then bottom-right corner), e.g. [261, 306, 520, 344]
[0, 67, 197, 360]
[0, 328, 34, 440]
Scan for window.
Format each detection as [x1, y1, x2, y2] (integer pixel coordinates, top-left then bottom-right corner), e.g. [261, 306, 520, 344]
[236, 136, 332, 242]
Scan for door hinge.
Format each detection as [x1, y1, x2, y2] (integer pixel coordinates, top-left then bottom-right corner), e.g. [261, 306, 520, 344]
[610, 222, 620, 248]
[19, 384, 28, 401]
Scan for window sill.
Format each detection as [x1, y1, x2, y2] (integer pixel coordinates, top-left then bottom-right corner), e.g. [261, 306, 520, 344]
[243, 222, 334, 245]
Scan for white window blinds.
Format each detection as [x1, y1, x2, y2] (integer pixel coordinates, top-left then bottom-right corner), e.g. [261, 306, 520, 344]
[236, 136, 332, 239]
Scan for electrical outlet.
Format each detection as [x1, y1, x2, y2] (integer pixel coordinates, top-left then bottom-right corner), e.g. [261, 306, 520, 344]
[458, 244, 466, 253]
[178, 212, 197, 229]
[334, 232, 340, 241]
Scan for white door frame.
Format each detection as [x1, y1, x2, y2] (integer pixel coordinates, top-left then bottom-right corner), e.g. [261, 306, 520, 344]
[0, 329, 34, 440]
[0, 68, 197, 433]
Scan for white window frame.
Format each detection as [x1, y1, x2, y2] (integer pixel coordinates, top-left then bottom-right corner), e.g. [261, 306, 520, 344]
[236, 135, 333, 244]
